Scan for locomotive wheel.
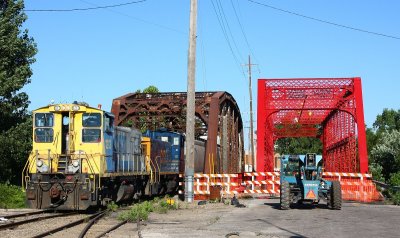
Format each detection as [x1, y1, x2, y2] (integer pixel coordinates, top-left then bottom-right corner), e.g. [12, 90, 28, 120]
[280, 181, 290, 210]
[330, 181, 342, 210]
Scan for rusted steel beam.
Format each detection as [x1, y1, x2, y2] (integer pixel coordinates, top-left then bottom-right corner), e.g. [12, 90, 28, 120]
[204, 94, 220, 174]
[111, 91, 244, 174]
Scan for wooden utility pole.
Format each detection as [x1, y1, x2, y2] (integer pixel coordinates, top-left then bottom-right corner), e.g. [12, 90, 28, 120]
[246, 55, 256, 171]
[185, 0, 197, 202]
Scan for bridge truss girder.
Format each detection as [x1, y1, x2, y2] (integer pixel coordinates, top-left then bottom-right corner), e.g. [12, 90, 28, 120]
[257, 78, 368, 173]
[111, 91, 244, 174]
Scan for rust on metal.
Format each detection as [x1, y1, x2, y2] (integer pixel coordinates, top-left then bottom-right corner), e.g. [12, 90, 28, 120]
[111, 91, 244, 174]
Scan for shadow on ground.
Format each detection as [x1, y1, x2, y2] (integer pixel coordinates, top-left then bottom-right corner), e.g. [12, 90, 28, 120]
[263, 202, 329, 210]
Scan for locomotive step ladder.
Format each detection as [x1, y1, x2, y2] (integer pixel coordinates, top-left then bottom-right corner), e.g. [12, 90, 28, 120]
[57, 156, 68, 172]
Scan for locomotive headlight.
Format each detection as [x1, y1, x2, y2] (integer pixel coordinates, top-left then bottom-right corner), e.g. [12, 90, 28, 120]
[72, 160, 80, 167]
[72, 105, 80, 111]
[36, 159, 43, 167]
[54, 105, 61, 111]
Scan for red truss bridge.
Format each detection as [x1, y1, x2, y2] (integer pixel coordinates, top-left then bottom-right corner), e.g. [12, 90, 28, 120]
[257, 78, 368, 173]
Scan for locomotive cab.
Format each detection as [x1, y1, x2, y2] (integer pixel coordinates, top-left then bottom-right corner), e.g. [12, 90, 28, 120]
[23, 103, 115, 210]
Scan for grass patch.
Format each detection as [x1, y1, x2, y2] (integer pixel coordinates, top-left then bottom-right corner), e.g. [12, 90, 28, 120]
[118, 201, 153, 221]
[118, 197, 177, 221]
[0, 184, 26, 209]
[107, 201, 119, 212]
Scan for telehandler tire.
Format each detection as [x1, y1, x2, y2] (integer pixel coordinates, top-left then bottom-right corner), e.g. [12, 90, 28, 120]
[280, 181, 290, 210]
[330, 180, 342, 210]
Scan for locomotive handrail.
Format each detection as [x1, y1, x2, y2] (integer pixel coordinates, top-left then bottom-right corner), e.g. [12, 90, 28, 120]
[149, 158, 155, 184]
[21, 152, 34, 190]
[154, 156, 161, 183]
[53, 131, 60, 147]
[80, 153, 98, 191]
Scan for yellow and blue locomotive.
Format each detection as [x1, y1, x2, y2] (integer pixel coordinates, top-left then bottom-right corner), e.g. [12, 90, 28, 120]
[23, 102, 178, 210]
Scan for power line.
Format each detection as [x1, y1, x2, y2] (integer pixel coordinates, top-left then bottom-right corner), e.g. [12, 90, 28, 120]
[25, 0, 147, 12]
[230, 0, 259, 65]
[211, 0, 247, 79]
[78, 0, 185, 35]
[247, 0, 400, 40]
[216, 0, 244, 62]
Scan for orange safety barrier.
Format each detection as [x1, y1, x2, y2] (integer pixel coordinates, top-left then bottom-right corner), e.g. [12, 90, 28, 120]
[179, 173, 240, 200]
[179, 172, 383, 202]
[322, 172, 383, 202]
[240, 172, 280, 196]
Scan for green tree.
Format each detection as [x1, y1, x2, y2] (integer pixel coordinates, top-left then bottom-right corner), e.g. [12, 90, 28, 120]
[142, 85, 159, 93]
[371, 130, 400, 182]
[366, 127, 378, 159]
[0, 0, 37, 184]
[368, 109, 400, 182]
[373, 109, 400, 135]
[135, 85, 159, 94]
[275, 137, 322, 155]
[0, 119, 32, 184]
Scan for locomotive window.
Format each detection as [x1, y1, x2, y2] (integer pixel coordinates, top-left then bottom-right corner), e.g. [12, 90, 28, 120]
[82, 129, 101, 143]
[82, 113, 101, 127]
[35, 128, 54, 143]
[173, 137, 180, 146]
[104, 115, 113, 133]
[35, 113, 54, 127]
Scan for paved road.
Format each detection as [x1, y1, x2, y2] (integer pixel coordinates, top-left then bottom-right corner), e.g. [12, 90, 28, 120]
[142, 198, 400, 238]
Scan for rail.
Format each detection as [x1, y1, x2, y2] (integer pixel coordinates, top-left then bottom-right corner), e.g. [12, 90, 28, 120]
[0, 212, 76, 230]
[1, 210, 47, 219]
[78, 212, 107, 238]
[31, 211, 106, 238]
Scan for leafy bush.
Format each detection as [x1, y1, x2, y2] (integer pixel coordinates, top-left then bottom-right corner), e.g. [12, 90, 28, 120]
[389, 172, 400, 186]
[118, 202, 152, 222]
[118, 197, 178, 221]
[107, 201, 118, 212]
[391, 192, 400, 205]
[153, 200, 170, 214]
[0, 184, 26, 208]
[387, 172, 400, 205]
[369, 163, 385, 182]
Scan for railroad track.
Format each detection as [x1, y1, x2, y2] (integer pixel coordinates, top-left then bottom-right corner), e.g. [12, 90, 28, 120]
[78, 213, 139, 238]
[1, 209, 140, 238]
[1, 210, 47, 219]
[0, 211, 77, 230]
[30, 211, 106, 238]
[94, 220, 128, 238]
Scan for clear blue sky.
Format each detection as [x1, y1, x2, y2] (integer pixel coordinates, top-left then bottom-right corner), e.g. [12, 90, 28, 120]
[23, 0, 400, 138]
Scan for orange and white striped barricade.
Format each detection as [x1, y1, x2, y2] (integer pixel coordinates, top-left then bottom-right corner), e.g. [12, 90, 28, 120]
[241, 172, 280, 197]
[322, 172, 383, 202]
[179, 173, 241, 200]
[209, 173, 240, 197]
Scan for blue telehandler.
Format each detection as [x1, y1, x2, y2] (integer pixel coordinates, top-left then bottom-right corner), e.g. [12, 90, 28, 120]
[280, 153, 342, 210]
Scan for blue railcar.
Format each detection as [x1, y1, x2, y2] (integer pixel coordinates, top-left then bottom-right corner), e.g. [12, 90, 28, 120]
[144, 130, 183, 173]
[113, 127, 144, 173]
[148, 138, 172, 173]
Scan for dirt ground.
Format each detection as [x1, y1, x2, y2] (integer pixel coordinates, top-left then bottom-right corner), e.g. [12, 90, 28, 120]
[2, 197, 400, 238]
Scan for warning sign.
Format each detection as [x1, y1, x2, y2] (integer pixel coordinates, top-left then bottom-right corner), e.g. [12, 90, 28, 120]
[306, 190, 316, 199]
